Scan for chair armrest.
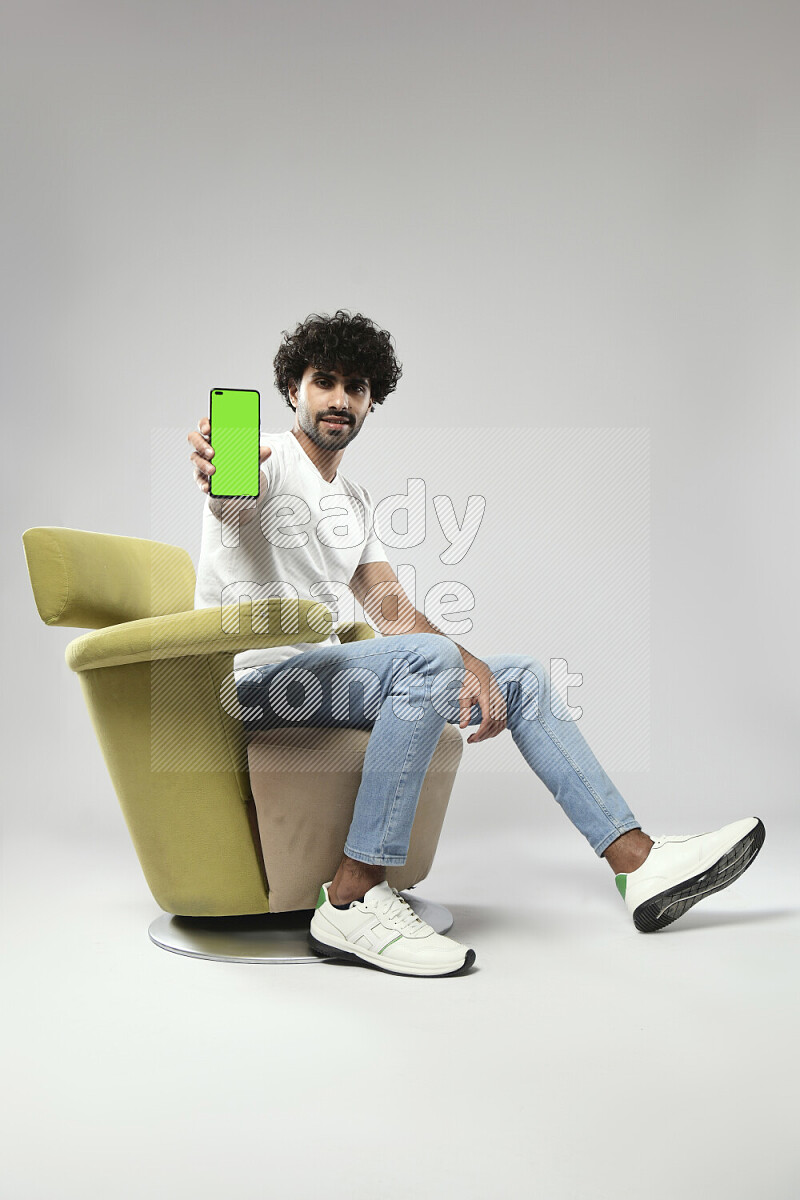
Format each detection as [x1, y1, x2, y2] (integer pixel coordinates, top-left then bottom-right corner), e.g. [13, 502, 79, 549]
[65, 597, 332, 673]
[335, 620, 377, 643]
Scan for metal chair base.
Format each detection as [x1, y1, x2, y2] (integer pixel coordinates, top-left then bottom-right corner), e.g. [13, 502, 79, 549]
[148, 892, 454, 964]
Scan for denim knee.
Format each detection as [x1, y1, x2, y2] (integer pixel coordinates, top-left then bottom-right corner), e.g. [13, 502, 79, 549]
[413, 632, 465, 674]
[520, 654, 546, 682]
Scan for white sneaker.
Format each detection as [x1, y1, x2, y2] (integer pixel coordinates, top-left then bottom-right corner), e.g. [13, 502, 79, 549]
[309, 880, 476, 977]
[616, 816, 766, 932]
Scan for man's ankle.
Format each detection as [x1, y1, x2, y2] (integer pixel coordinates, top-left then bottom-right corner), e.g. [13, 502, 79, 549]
[328, 855, 386, 905]
[328, 881, 383, 905]
[603, 830, 655, 875]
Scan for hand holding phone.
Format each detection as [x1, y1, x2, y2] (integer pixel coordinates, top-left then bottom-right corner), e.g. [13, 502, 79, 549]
[188, 405, 272, 495]
[205, 388, 261, 498]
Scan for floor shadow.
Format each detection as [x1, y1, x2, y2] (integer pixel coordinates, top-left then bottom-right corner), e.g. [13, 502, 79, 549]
[656, 907, 799, 932]
[443, 902, 536, 936]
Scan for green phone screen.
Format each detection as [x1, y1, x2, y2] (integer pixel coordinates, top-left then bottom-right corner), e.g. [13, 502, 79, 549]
[209, 389, 260, 498]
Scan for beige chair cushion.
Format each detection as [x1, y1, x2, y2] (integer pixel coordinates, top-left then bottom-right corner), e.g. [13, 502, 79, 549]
[247, 723, 463, 912]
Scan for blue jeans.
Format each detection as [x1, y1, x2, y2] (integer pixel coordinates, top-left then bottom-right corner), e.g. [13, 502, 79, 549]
[234, 632, 641, 866]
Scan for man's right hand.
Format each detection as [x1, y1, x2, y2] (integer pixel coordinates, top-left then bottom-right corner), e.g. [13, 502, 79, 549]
[188, 417, 272, 495]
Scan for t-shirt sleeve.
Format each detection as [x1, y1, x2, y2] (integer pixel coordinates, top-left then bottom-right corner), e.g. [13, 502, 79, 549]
[356, 486, 390, 567]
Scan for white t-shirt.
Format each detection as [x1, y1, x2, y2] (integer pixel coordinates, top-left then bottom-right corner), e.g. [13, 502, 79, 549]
[193, 428, 390, 677]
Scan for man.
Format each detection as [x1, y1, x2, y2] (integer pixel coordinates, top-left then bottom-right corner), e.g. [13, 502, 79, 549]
[188, 309, 765, 978]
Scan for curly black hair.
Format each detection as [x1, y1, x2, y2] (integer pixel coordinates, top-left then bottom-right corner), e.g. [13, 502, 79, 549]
[273, 309, 403, 408]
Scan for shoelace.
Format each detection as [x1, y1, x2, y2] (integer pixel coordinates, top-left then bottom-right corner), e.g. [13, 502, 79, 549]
[651, 833, 697, 848]
[368, 887, 429, 934]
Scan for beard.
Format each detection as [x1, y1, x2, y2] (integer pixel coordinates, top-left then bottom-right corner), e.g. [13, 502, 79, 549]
[298, 402, 361, 450]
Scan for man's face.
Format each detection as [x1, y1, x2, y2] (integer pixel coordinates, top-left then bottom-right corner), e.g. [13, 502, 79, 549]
[289, 363, 373, 450]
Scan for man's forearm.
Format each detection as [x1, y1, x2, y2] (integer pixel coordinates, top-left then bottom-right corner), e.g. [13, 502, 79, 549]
[368, 595, 476, 666]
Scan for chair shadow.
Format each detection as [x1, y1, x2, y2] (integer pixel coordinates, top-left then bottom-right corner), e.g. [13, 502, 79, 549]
[170, 910, 315, 933]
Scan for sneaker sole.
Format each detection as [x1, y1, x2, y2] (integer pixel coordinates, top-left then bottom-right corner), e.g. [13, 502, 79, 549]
[307, 931, 476, 978]
[633, 817, 766, 933]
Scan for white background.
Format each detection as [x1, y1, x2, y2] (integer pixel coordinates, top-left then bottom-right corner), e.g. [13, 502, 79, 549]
[4, 3, 799, 1197]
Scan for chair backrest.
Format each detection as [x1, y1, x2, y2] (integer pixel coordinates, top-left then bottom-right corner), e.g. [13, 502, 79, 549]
[22, 526, 196, 628]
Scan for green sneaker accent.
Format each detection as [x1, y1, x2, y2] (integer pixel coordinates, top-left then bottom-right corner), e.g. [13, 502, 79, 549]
[615, 874, 627, 899]
[378, 935, 402, 955]
[316, 886, 326, 909]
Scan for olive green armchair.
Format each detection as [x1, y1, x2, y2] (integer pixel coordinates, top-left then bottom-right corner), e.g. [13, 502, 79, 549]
[22, 526, 463, 961]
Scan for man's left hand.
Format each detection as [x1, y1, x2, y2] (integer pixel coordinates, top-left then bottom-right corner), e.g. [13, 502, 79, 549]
[458, 654, 508, 744]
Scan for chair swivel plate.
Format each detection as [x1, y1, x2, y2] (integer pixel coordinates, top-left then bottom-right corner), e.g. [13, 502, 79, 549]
[148, 892, 454, 964]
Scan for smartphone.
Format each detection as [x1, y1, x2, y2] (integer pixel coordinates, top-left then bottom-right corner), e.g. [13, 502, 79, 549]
[208, 388, 261, 498]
